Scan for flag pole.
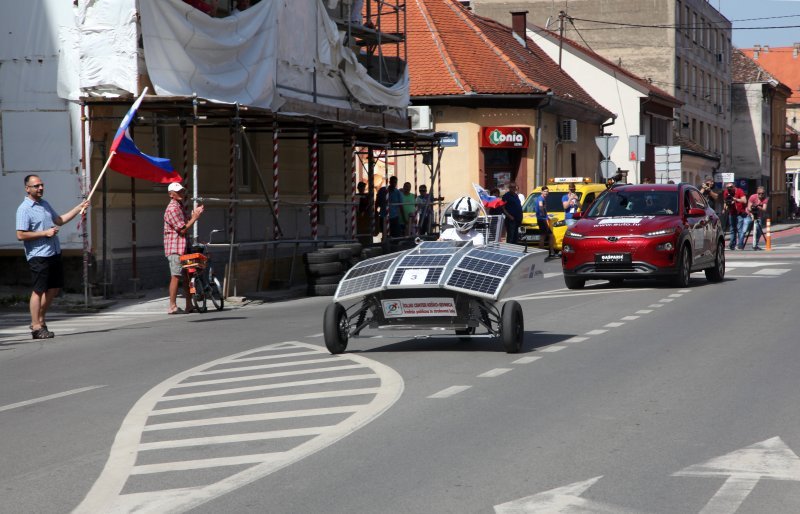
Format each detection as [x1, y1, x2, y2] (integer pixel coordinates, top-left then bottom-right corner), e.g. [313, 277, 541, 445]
[80, 86, 149, 213]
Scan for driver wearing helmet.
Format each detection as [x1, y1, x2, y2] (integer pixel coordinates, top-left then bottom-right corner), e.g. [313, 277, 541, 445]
[439, 196, 485, 246]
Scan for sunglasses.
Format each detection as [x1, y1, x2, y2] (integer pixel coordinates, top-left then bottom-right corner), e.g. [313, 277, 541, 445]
[27, 183, 44, 188]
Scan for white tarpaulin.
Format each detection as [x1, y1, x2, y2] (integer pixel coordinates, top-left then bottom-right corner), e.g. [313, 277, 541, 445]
[136, 0, 408, 111]
[58, 0, 139, 99]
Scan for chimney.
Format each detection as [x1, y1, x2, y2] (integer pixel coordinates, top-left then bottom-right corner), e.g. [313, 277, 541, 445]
[764, 45, 770, 52]
[793, 42, 799, 58]
[511, 11, 528, 47]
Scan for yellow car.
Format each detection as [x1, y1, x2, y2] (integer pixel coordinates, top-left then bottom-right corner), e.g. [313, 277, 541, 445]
[519, 177, 608, 251]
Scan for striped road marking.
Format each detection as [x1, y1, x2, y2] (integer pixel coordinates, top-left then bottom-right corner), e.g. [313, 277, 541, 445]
[428, 386, 471, 399]
[74, 341, 403, 514]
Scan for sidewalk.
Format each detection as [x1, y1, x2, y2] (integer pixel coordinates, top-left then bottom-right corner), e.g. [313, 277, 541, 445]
[723, 219, 800, 246]
[0, 283, 311, 317]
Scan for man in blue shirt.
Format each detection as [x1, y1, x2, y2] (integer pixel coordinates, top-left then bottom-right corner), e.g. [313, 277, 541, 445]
[15, 174, 88, 339]
[535, 186, 556, 258]
[501, 182, 523, 244]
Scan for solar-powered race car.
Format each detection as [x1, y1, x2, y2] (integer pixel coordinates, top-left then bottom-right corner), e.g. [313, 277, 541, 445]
[322, 232, 547, 355]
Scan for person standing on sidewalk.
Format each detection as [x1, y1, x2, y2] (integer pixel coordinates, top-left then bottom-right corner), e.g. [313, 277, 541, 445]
[740, 186, 769, 250]
[15, 174, 89, 339]
[501, 182, 523, 245]
[722, 182, 747, 250]
[164, 182, 204, 314]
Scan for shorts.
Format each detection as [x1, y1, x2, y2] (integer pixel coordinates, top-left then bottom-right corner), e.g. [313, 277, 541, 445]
[537, 218, 552, 234]
[29, 254, 65, 293]
[167, 254, 184, 277]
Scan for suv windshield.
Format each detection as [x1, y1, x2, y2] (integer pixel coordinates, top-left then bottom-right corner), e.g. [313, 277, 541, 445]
[523, 192, 583, 213]
[585, 190, 678, 217]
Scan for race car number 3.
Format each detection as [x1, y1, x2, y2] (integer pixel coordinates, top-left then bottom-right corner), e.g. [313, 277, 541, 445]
[400, 268, 429, 285]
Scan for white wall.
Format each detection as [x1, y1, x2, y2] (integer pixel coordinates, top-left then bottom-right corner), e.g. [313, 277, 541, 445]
[528, 29, 648, 182]
[0, 1, 85, 250]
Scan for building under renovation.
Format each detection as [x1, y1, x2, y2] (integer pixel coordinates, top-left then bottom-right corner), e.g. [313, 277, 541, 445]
[0, 0, 439, 298]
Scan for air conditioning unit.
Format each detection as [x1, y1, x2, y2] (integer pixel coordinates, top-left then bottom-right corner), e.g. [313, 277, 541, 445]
[408, 106, 433, 131]
[559, 119, 578, 142]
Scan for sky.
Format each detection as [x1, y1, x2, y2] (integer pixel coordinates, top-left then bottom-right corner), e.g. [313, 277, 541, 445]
[718, 0, 800, 48]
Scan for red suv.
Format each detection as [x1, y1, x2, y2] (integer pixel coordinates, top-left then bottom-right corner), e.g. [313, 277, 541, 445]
[561, 183, 725, 289]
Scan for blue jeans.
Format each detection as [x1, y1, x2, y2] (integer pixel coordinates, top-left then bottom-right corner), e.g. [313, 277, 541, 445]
[727, 214, 742, 249]
[739, 216, 763, 248]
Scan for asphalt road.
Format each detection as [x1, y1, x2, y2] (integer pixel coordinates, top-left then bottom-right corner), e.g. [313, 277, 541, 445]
[1, 229, 799, 514]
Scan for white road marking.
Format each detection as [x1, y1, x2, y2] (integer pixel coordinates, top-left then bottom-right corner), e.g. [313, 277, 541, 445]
[170, 363, 367, 388]
[668, 293, 683, 298]
[585, 329, 608, 335]
[510, 287, 652, 302]
[307, 333, 324, 338]
[635, 310, 653, 314]
[543, 272, 563, 278]
[725, 261, 790, 267]
[428, 386, 471, 398]
[659, 298, 674, 303]
[539, 346, 566, 352]
[563, 337, 589, 343]
[678, 289, 691, 293]
[674, 437, 800, 514]
[621, 316, 640, 321]
[494, 476, 643, 513]
[479, 368, 512, 378]
[604, 322, 624, 328]
[512, 356, 542, 364]
[193, 356, 343, 375]
[0, 385, 105, 413]
[648, 304, 664, 308]
[74, 342, 403, 514]
[753, 268, 790, 276]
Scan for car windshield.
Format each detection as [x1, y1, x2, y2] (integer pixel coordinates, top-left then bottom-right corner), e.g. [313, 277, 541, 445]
[523, 192, 583, 213]
[585, 190, 678, 217]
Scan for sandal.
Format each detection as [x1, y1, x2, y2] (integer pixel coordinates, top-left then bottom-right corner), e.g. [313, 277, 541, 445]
[32, 328, 55, 339]
[168, 307, 185, 315]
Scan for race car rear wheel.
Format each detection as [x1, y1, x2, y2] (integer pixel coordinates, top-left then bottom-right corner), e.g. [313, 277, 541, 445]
[324, 302, 349, 354]
[500, 300, 524, 353]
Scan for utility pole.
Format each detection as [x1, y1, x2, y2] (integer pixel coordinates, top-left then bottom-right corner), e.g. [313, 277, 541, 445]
[558, 10, 566, 68]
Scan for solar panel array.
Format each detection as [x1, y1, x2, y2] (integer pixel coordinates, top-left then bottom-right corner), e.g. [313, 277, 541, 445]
[336, 254, 396, 299]
[445, 244, 526, 299]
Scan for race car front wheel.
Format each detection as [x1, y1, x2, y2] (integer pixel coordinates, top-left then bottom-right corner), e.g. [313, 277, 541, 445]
[500, 300, 524, 353]
[324, 302, 349, 354]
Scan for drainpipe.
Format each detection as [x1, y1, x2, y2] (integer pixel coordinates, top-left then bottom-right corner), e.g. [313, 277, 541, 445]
[536, 91, 554, 187]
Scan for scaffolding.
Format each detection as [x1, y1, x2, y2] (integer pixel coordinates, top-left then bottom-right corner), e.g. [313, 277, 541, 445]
[79, 95, 441, 301]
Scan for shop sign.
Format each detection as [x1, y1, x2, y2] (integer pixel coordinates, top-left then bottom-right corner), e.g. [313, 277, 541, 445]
[480, 127, 530, 149]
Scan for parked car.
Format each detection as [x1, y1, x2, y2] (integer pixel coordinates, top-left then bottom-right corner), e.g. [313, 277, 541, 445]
[561, 183, 725, 289]
[519, 177, 607, 250]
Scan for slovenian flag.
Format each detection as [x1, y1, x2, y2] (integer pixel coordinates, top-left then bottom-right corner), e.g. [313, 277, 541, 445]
[473, 183, 506, 209]
[108, 88, 180, 184]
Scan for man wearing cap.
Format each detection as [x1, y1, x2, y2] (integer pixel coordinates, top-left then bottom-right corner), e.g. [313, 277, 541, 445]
[164, 182, 204, 314]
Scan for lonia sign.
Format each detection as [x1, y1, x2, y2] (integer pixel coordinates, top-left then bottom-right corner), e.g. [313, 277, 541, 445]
[480, 126, 530, 148]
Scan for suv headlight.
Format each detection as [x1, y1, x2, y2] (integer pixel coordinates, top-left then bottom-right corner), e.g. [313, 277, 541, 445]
[564, 229, 584, 239]
[644, 227, 677, 238]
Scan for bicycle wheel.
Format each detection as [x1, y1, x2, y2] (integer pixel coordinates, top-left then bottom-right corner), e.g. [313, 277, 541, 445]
[191, 276, 208, 313]
[209, 275, 224, 311]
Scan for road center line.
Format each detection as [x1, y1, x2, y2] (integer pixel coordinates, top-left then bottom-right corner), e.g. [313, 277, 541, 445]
[539, 346, 566, 352]
[428, 386, 471, 398]
[604, 322, 625, 328]
[636, 309, 653, 314]
[0, 385, 106, 413]
[648, 304, 664, 308]
[479, 368, 512, 378]
[563, 336, 589, 343]
[585, 329, 608, 335]
[620, 316, 640, 321]
[512, 356, 542, 364]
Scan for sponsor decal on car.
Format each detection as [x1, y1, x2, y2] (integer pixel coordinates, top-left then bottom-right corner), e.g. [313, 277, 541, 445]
[597, 217, 644, 226]
[382, 298, 458, 317]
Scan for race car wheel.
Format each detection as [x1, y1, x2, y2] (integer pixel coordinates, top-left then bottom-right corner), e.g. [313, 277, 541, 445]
[500, 300, 524, 353]
[705, 240, 725, 283]
[324, 302, 349, 354]
[564, 275, 585, 290]
[670, 246, 691, 288]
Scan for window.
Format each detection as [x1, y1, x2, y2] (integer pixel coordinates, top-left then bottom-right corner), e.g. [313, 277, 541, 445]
[684, 61, 690, 91]
[699, 17, 705, 48]
[685, 6, 691, 38]
[693, 12, 698, 42]
[676, 57, 682, 89]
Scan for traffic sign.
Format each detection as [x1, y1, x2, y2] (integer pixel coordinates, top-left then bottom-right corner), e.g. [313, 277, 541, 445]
[600, 160, 617, 179]
[629, 135, 646, 162]
[595, 135, 619, 160]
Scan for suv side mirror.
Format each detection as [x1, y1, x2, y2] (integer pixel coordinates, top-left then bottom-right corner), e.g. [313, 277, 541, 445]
[572, 211, 583, 220]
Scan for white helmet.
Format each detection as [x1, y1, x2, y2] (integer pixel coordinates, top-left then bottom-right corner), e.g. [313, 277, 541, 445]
[450, 196, 480, 232]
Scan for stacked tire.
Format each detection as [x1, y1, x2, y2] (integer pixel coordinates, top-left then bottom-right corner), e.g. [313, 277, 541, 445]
[305, 243, 370, 296]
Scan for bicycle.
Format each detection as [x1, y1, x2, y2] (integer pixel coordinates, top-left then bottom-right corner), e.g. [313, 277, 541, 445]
[180, 230, 224, 312]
